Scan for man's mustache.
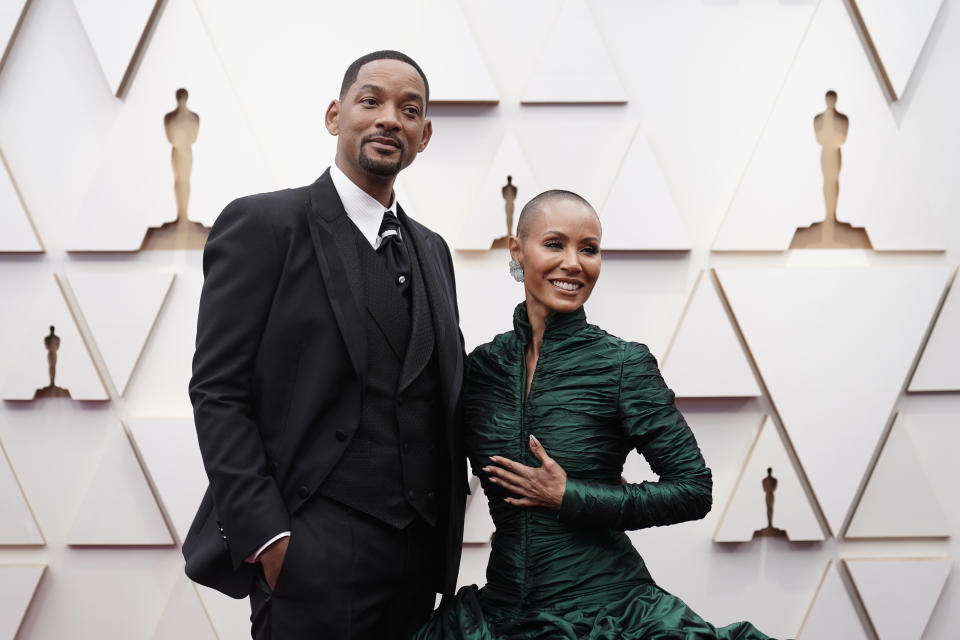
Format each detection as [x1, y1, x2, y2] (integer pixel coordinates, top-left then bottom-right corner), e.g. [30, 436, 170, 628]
[362, 133, 404, 151]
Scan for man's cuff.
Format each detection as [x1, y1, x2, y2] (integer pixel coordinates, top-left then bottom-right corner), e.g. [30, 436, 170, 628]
[244, 531, 291, 563]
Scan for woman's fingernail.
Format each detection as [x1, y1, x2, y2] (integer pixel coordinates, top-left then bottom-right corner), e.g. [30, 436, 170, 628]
[530, 434, 539, 446]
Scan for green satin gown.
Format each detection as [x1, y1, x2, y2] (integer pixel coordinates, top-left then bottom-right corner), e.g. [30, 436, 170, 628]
[415, 304, 777, 640]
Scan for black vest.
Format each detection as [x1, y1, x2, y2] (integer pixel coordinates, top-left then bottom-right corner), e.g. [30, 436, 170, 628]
[319, 220, 444, 528]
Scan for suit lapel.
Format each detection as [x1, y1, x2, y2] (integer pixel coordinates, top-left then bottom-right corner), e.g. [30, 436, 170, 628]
[398, 208, 460, 406]
[399, 227, 434, 390]
[306, 170, 367, 381]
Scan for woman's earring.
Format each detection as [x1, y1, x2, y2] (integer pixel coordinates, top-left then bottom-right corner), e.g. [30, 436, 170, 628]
[508, 259, 524, 283]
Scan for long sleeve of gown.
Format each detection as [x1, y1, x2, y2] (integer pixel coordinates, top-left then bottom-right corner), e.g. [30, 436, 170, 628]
[558, 342, 713, 530]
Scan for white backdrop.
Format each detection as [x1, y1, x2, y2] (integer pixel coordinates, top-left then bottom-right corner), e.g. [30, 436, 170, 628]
[1, 0, 959, 638]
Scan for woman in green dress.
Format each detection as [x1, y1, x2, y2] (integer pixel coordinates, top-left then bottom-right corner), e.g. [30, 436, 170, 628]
[415, 190, 777, 640]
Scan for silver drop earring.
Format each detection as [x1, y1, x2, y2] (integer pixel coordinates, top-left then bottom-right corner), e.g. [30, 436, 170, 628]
[508, 259, 524, 283]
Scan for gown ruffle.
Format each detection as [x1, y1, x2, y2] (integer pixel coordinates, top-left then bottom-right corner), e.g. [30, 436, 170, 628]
[414, 304, 779, 640]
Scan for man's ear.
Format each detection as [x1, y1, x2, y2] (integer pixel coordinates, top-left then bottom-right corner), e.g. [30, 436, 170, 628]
[325, 100, 341, 135]
[417, 118, 433, 152]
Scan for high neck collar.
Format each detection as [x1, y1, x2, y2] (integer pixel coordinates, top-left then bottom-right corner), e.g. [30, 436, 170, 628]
[512, 302, 587, 347]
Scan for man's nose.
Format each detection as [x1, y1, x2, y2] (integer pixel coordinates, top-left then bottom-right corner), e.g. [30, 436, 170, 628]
[375, 104, 402, 130]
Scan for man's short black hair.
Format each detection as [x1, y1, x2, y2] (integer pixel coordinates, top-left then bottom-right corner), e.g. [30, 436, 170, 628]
[516, 189, 599, 240]
[340, 50, 430, 106]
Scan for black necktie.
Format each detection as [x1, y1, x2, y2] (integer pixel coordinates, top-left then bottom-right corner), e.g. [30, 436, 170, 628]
[376, 212, 411, 297]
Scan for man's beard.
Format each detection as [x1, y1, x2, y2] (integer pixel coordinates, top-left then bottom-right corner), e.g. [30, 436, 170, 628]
[358, 141, 405, 177]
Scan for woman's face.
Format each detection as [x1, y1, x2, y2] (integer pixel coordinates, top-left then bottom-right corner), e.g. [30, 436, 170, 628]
[510, 198, 602, 317]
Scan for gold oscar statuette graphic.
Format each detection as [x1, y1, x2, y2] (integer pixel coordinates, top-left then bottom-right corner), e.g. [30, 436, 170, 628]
[753, 467, 787, 538]
[490, 175, 518, 249]
[791, 90, 872, 249]
[34, 326, 70, 399]
[141, 88, 211, 250]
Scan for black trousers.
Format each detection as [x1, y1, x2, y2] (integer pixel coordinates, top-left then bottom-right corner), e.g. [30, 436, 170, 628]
[249, 495, 437, 639]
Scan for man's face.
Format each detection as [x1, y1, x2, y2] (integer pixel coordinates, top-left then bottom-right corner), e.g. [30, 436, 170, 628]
[326, 59, 432, 182]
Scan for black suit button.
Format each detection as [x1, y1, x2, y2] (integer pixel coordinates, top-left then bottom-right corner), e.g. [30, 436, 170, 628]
[402, 443, 410, 454]
[335, 430, 347, 442]
[427, 491, 436, 500]
[397, 395, 404, 406]
[407, 489, 416, 500]
[298, 485, 310, 499]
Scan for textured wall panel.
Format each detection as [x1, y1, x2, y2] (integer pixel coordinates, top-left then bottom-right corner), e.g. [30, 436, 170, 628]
[845, 557, 952, 640]
[661, 270, 759, 398]
[715, 416, 824, 542]
[67, 0, 272, 251]
[851, 0, 944, 99]
[716, 266, 951, 534]
[71, 0, 158, 95]
[65, 270, 174, 395]
[0, 275, 108, 401]
[713, 0, 944, 251]
[797, 561, 869, 639]
[521, 0, 627, 103]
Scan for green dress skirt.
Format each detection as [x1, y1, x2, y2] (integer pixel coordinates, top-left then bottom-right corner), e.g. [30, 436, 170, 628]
[414, 304, 777, 640]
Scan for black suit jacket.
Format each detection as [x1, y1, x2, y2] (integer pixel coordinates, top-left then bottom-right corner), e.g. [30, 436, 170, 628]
[183, 169, 467, 598]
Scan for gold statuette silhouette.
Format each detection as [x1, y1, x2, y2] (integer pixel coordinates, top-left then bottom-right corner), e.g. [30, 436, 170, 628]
[141, 88, 210, 251]
[490, 175, 518, 249]
[753, 467, 787, 538]
[791, 90, 872, 249]
[34, 326, 71, 399]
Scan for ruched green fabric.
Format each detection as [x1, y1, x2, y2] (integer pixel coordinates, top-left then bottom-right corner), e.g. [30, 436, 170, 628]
[414, 304, 777, 640]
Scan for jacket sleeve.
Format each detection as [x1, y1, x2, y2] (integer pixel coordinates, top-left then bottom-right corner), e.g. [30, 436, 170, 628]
[189, 199, 291, 568]
[558, 342, 713, 530]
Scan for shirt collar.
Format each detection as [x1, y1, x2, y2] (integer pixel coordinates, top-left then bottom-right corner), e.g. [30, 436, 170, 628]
[329, 163, 398, 248]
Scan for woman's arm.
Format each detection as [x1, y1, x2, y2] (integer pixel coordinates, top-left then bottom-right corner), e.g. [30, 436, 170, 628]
[557, 343, 712, 530]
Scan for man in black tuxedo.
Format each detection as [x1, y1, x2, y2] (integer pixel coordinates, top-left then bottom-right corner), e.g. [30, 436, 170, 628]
[183, 50, 467, 639]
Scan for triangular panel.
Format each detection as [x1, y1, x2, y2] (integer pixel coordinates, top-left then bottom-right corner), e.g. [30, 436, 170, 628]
[154, 576, 217, 640]
[910, 268, 960, 391]
[0, 0, 29, 72]
[521, 0, 627, 103]
[456, 131, 541, 250]
[0, 152, 42, 251]
[797, 562, 869, 639]
[600, 125, 690, 250]
[65, 270, 174, 395]
[68, 0, 272, 251]
[0, 565, 45, 640]
[0, 275, 108, 400]
[845, 557, 951, 640]
[716, 266, 950, 534]
[410, 0, 498, 103]
[127, 418, 207, 544]
[0, 439, 43, 545]
[714, 417, 824, 542]
[662, 271, 759, 398]
[68, 425, 173, 546]
[713, 0, 943, 251]
[851, 0, 944, 100]
[463, 477, 495, 544]
[846, 415, 949, 538]
[71, 0, 159, 96]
